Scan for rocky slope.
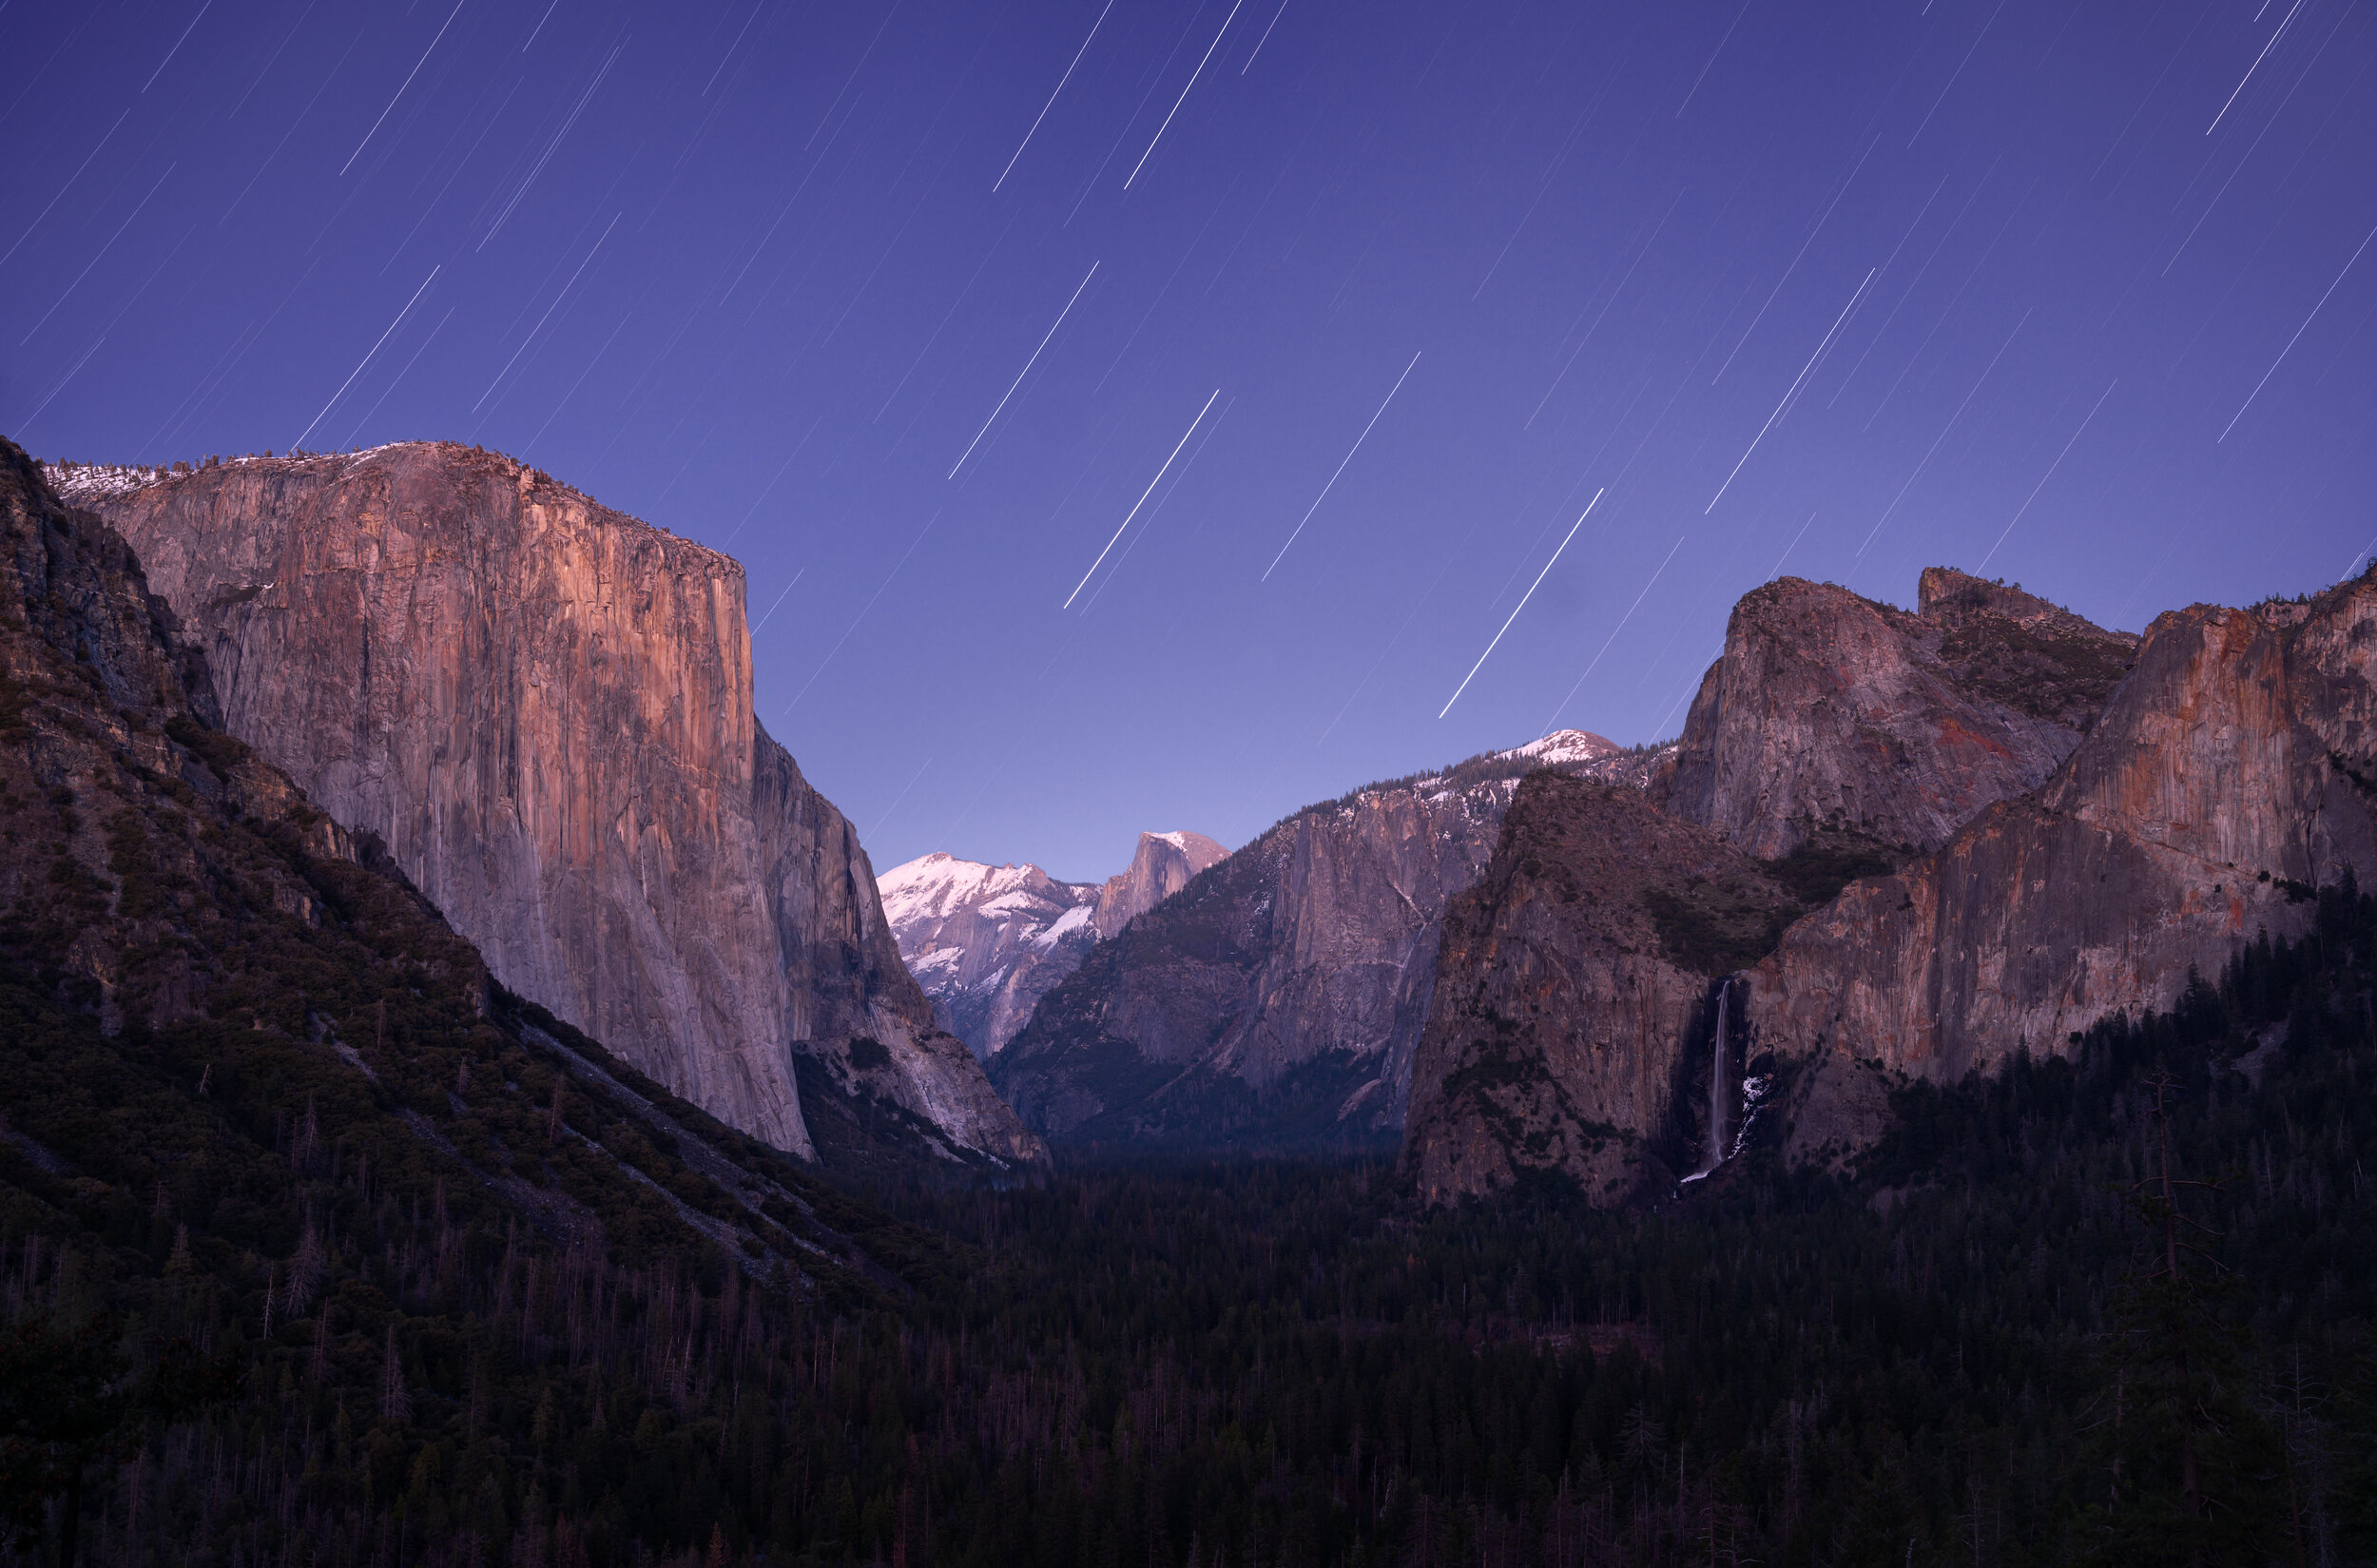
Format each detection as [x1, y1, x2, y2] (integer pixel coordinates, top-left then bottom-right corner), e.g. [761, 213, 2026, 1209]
[0, 436, 893, 1289]
[57, 445, 1039, 1171]
[1401, 773, 1798, 1205]
[881, 829, 1227, 1062]
[992, 732, 1668, 1148]
[1656, 569, 2136, 856]
[1745, 577, 2377, 1165]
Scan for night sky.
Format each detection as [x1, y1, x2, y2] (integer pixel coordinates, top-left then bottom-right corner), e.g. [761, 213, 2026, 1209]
[6, 0, 2374, 881]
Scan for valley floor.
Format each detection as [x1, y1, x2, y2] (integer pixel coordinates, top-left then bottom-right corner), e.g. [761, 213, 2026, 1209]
[11, 889, 2377, 1566]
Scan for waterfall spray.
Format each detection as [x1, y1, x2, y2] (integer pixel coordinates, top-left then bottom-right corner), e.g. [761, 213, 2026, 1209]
[1706, 978, 1731, 1172]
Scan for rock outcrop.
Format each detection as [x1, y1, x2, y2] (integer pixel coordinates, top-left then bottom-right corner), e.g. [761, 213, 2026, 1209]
[1401, 566, 2377, 1204]
[59, 445, 1039, 1170]
[992, 733, 1668, 1147]
[1657, 570, 2136, 857]
[1093, 831, 1229, 936]
[1401, 773, 1797, 1205]
[1745, 579, 2377, 1165]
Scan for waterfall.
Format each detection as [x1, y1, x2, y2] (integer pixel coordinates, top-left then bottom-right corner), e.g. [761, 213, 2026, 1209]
[1706, 979, 1730, 1171]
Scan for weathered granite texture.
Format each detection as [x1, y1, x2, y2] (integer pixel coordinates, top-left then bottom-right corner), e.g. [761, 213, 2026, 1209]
[1745, 580, 2377, 1160]
[1401, 774, 1795, 1205]
[1093, 831, 1228, 936]
[63, 445, 1039, 1169]
[1657, 570, 2137, 857]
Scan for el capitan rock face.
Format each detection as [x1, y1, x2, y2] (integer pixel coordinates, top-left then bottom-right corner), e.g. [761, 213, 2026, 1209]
[992, 733, 1668, 1148]
[62, 445, 1039, 1170]
[1657, 570, 2137, 858]
[880, 829, 1227, 1063]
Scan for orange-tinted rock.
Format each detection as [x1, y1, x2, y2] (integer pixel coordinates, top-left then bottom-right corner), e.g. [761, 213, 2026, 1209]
[65, 445, 1039, 1168]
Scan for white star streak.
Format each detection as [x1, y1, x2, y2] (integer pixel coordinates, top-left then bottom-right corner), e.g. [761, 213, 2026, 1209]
[481, 42, 621, 248]
[1125, 0, 1245, 190]
[1856, 308, 2031, 556]
[1064, 390, 1222, 609]
[1907, 0, 2005, 147]
[1440, 490, 1602, 718]
[20, 165, 176, 345]
[785, 513, 938, 714]
[750, 570, 803, 635]
[17, 333, 106, 434]
[1703, 268, 1874, 514]
[1543, 532, 1687, 735]
[473, 213, 619, 411]
[143, 0, 212, 92]
[1242, 0, 1289, 72]
[2208, 0, 2306, 136]
[2220, 219, 2377, 442]
[1263, 350, 1421, 580]
[1, 107, 128, 268]
[340, 0, 468, 176]
[291, 265, 440, 449]
[995, 0, 1113, 192]
[948, 261, 1099, 480]
[1980, 380, 2116, 571]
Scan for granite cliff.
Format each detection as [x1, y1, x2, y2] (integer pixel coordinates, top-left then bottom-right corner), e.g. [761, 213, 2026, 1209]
[1403, 567, 2377, 1204]
[57, 445, 1039, 1171]
[880, 829, 1227, 1062]
[991, 732, 1665, 1148]
[1656, 569, 2137, 856]
[1746, 576, 2377, 1165]
[1401, 773, 1797, 1205]
[0, 436, 920, 1297]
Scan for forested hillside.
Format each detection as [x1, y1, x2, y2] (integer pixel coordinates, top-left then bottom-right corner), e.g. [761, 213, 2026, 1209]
[13, 881, 2377, 1565]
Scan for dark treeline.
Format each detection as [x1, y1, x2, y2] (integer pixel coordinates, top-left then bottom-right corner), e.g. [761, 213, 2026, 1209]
[12, 886, 2377, 1566]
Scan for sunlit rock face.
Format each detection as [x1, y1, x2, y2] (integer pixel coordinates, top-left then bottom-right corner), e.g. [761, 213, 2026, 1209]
[67, 444, 1041, 1169]
[879, 852, 1101, 1062]
[1657, 569, 2138, 857]
[1746, 579, 2377, 1156]
[1398, 567, 2377, 1204]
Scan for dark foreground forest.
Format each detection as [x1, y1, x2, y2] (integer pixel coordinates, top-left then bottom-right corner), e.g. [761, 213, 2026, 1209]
[10, 885, 2377, 1567]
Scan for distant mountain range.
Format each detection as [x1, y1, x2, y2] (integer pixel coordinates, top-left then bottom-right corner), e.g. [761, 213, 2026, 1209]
[879, 829, 1226, 1060]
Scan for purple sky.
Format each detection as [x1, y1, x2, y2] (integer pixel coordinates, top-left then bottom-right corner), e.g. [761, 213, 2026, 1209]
[6, 0, 2375, 881]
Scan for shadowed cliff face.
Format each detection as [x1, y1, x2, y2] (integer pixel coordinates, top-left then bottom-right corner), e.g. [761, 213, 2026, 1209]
[1658, 570, 2137, 858]
[992, 734, 1668, 1148]
[64, 445, 1040, 1170]
[1401, 774, 1797, 1206]
[1746, 580, 2377, 1151]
